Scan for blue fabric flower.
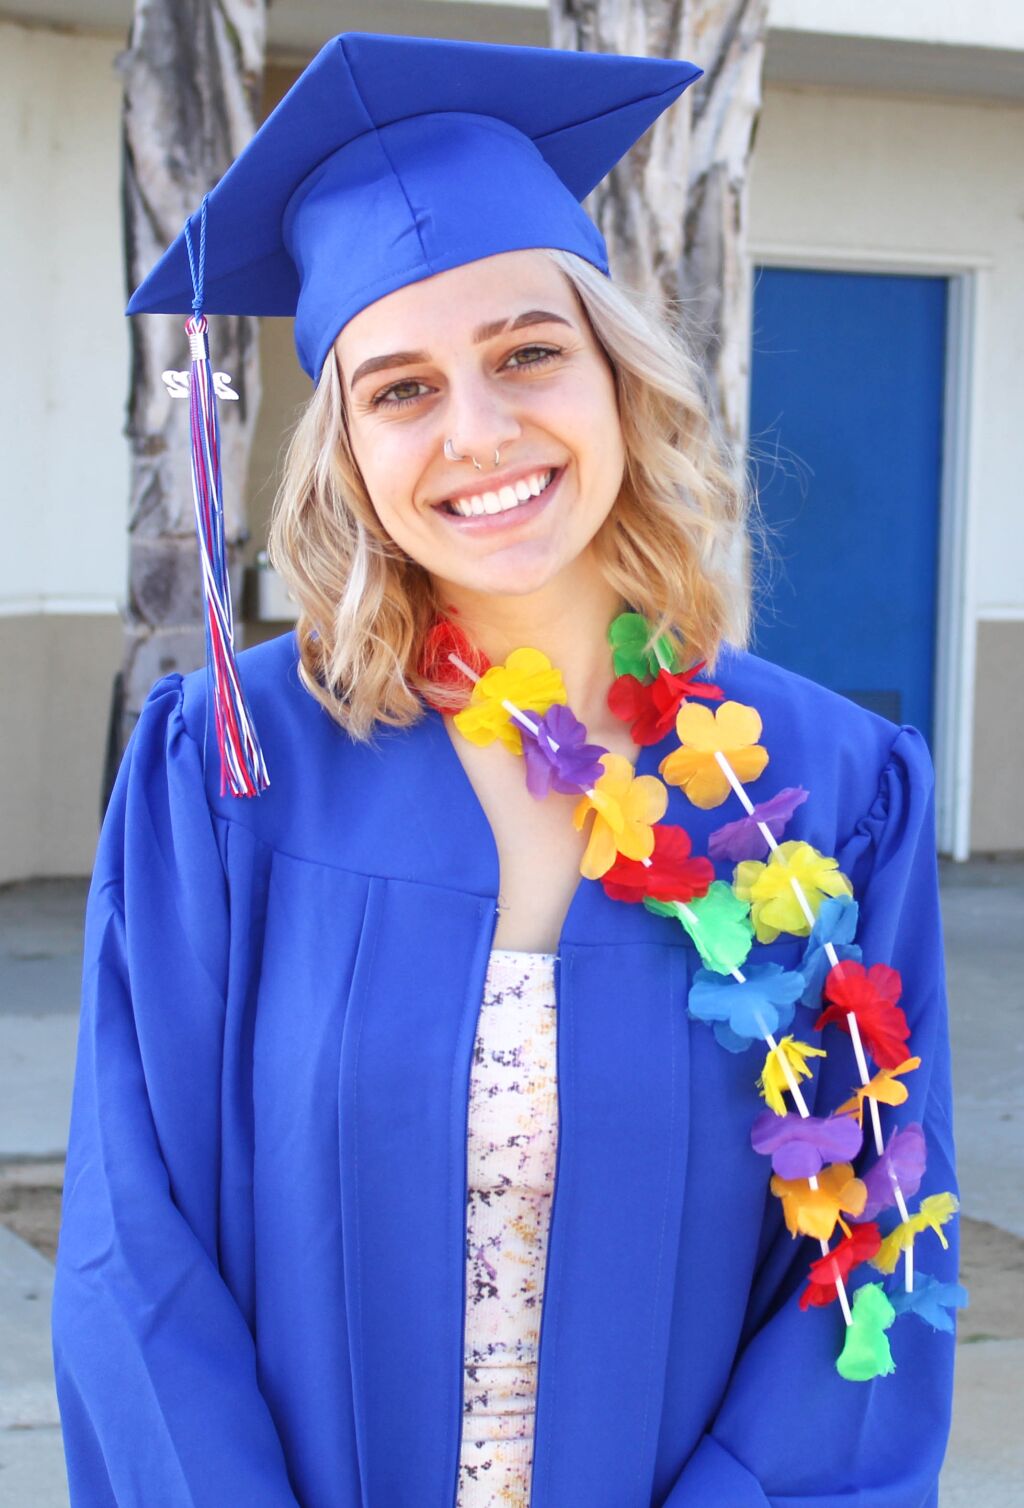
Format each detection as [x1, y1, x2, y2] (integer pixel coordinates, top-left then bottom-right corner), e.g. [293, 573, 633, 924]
[688, 962, 807, 1053]
[799, 895, 861, 1007]
[888, 1273, 969, 1333]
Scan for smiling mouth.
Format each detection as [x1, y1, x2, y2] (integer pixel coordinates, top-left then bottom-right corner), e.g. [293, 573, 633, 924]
[436, 467, 559, 519]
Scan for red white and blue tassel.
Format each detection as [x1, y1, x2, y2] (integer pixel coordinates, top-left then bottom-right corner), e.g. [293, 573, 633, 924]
[183, 198, 269, 797]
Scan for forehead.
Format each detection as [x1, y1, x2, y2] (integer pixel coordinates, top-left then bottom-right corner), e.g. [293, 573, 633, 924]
[336, 249, 576, 356]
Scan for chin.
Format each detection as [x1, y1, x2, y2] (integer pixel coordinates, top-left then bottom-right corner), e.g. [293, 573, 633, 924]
[455, 552, 571, 600]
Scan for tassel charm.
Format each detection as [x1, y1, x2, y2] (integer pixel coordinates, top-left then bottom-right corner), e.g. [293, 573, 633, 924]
[183, 202, 269, 797]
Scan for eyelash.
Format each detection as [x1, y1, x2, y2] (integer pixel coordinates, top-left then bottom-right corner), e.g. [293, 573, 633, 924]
[369, 344, 564, 409]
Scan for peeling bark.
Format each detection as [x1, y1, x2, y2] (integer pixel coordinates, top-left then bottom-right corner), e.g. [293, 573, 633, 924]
[549, 0, 769, 465]
[117, 0, 266, 739]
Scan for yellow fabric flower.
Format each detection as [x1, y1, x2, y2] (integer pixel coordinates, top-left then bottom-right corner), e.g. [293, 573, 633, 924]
[869, 1192, 960, 1275]
[771, 1162, 867, 1243]
[835, 1057, 921, 1126]
[658, 701, 769, 809]
[733, 840, 853, 943]
[572, 754, 668, 881]
[453, 647, 567, 754]
[758, 1035, 827, 1116]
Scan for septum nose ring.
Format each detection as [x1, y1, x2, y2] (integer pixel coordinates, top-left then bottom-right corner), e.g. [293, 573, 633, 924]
[445, 438, 503, 470]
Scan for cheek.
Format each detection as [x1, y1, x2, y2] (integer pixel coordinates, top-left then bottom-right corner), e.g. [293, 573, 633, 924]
[578, 375, 626, 494]
[353, 431, 425, 536]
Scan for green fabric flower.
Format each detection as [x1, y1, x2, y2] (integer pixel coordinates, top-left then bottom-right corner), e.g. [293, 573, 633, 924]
[645, 880, 754, 975]
[608, 612, 679, 682]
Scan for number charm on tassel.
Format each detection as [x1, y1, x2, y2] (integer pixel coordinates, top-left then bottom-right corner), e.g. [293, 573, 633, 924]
[162, 369, 240, 401]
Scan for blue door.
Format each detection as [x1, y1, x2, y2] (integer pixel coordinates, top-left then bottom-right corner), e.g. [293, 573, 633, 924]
[747, 267, 947, 741]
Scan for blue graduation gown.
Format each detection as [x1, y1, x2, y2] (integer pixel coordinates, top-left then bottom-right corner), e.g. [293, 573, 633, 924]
[52, 631, 958, 1507]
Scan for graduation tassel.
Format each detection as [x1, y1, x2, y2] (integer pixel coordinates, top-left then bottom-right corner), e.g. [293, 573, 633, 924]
[183, 199, 269, 797]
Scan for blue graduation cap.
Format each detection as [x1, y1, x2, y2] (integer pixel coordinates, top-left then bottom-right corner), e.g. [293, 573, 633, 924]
[129, 31, 703, 380]
[127, 31, 702, 797]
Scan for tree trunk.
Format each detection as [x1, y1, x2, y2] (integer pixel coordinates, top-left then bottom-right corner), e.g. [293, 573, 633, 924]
[548, 0, 769, 466]
[116, 0, 266, 745]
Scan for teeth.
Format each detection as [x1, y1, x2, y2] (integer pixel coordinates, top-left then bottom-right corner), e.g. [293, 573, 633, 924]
[448, 469, 554, 518]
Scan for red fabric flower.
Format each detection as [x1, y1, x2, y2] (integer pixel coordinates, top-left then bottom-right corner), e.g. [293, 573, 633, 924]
[418, 618, 490, 711]
[814, 960, 911, 1069]
[799, 1222, 882, 1310]
[607, 664, 724, 746]
[600, 824, 714, 905]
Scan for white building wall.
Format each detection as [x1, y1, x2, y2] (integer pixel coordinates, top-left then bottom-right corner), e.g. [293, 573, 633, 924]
[0, 20, 126, 882]
[1, 18, 128, 614]
[768, 0, 1024, 52]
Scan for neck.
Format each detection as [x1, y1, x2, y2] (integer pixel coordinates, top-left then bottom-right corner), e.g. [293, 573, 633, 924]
[432, 552, 626, 730]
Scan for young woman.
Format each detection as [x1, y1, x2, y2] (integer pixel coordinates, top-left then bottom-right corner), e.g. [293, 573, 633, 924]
[52, 30, 961, 1508]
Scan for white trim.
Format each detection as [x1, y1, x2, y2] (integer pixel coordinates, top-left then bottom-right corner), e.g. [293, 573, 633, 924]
[748, 246, 985, 859]
[749, 243, 995, 277]
[976, 606, 1024, 622]
[0, 598, 121, 617]
[933, 271, 983, 862]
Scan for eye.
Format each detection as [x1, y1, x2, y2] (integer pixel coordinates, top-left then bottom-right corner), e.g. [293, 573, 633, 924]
[369, 378, 430, 410]
[366, 345, 564, 410]
[503, 343, 563, 370]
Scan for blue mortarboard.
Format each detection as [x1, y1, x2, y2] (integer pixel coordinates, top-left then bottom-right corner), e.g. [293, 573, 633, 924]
[128, 31, 703, 380]
[127, 31, 702, 799]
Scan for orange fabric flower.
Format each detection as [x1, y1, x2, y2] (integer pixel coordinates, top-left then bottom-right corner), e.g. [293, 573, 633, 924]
[770, 1162, 868, 1243]
[658, 701, 769, 809]
[835, 1057, 921, 1126]
[572, 754, 668, 880]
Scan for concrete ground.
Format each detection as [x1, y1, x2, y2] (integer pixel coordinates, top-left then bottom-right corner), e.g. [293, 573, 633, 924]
[0, 864, 1021, 1507]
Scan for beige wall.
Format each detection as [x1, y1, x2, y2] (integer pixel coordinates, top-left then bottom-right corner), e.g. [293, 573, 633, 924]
[0, 614, 122, 884]
[970, 622, 1024, 853]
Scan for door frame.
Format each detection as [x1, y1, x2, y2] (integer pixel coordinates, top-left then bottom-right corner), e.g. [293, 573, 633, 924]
[745, 242, 990, 859]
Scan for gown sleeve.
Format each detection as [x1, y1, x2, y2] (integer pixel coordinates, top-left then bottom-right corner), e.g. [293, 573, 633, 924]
[661, 726, 959, 1508]
[51, 675, 301, 1508]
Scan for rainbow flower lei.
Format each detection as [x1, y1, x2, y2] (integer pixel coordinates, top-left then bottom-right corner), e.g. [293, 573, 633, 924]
[429, 610, 968, 1381]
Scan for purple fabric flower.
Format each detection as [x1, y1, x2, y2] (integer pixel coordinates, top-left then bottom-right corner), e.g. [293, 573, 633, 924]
[688, 963, 805, 1053]
[708, 786, 810, 863]
[750, 1108, 863, 1179]
[861, 1123, 927, 1220]
[888, 1273, 969, 1333]
[799, 894, 861, 1007]
[520, 704, 607, 799]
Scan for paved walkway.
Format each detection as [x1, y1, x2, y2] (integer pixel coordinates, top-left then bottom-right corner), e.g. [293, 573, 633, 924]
[1, 864, 1021, 1506]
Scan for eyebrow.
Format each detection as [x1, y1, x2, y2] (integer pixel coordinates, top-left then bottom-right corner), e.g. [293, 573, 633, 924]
[348, 309, 574, 391]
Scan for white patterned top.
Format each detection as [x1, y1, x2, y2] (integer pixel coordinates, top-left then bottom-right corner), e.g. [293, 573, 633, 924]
[456, 949, 560, 1508]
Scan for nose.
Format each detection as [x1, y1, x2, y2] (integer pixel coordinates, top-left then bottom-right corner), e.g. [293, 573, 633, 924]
[443, 368, 522, 466]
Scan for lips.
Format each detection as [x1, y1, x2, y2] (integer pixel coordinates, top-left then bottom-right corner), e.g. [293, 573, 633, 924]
[437, 464, 557, 518]
[435, 466, 564, 531]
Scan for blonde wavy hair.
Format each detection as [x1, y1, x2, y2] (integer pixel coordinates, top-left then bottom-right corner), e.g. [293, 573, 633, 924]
[268, 247, 751, 739]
